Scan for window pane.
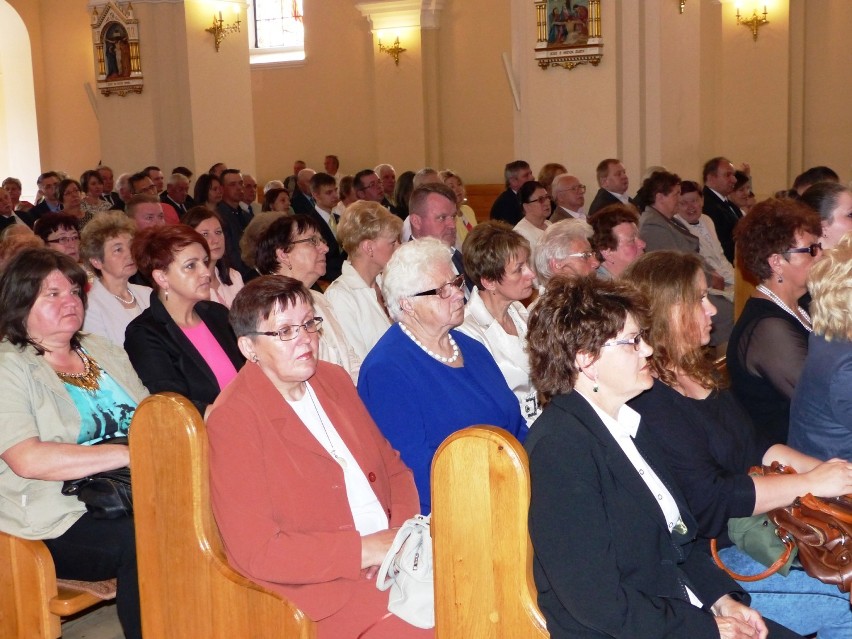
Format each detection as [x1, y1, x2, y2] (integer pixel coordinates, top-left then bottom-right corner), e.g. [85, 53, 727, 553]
[253, 0, 304, 50]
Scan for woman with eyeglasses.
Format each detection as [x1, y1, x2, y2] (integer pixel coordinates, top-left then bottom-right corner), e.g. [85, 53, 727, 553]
[525, 274, 801, 639]
[181, 207, 244, 308]
[124, 225, 244, 418]
[727, 198, 823, 447]
[56, 178, 85, 223]
[625, 251, 852, 638]
[255, 214, 361, 383]
[513, 180, 552, 252]
[34, 212, 82, 264]
[206, 276, 430, 639]
[358, 238, 528, 513]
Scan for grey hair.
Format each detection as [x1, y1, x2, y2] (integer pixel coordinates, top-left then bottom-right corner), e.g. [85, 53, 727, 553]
[533, 219, 594, 284]
[413, 168, 440, 189]
[375, 163, 395, 176]
[263, 180, 285, 194]
[382, 237, 453, 322]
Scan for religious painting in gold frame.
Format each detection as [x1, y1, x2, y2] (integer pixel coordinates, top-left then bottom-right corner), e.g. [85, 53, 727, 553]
[534, 0, 603, 70]
[91, 2, 143, 96]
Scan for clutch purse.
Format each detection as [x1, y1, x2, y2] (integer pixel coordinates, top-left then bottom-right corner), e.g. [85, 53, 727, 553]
[61, 437, 132, 520]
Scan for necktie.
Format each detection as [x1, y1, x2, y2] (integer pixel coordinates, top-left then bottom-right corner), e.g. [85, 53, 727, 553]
[327, 213, 338, 235]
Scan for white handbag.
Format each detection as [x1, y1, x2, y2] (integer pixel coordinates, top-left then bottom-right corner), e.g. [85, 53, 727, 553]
[375, 514, 434, 629]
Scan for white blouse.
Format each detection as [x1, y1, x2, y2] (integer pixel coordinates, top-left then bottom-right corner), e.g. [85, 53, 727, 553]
[311, 290, 362, 385]
[83, 278, 152, 346]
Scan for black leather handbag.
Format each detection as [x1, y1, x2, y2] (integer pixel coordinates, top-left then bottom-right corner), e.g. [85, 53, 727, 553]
[61, 437, 132, 519]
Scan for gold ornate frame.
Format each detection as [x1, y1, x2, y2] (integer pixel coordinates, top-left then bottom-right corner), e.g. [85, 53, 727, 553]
[91, 2, 143, 96]
[534, 0, 603, 70]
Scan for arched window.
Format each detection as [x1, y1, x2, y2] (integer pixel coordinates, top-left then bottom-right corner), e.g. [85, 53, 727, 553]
[248, 0, 305, 65]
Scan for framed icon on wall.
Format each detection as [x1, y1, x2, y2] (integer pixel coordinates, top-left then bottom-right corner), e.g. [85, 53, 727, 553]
[534, 0, 603, 70]
[92, 2, 143, 96]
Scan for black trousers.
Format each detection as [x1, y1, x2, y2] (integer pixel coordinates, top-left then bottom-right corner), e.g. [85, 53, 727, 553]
[44, 513, 142, 639]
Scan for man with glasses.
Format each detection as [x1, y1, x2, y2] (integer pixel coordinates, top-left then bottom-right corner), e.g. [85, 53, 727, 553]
[409, 182, 471, 299]
[0, 188, 27, 232]
[130, 171, 179, 224]
[28, 171, 63, 224]
[588, 158, 635, 216]
[352, 169, 386, 206]
[490, 160, 534, 226]
[550, 173, 587, 222]
[308, 172, 345, 283]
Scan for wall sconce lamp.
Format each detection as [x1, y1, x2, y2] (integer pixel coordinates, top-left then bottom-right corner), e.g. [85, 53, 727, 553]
[736, 5, 769, 41]
[378, 36, 406, 66]
[206, 11, 241, 52]
[678, 0, 686, 14]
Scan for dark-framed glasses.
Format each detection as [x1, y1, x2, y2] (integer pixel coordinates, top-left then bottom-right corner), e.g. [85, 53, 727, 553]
[527, 195, 550, 205]
[602, 333, 645, 351]
[783, 243, 822, 258]
[246, 317, 323, 342]
[47, 235, 80, 245]
[291, 236, 328, 248]
[413, 274, 465, 299]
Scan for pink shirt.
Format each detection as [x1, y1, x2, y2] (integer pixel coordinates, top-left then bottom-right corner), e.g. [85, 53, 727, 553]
[181, 322, 238, 391]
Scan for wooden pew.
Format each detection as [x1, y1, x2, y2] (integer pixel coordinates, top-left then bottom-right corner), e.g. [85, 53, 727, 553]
[431, 425, 549, 638]
[129, 392, 316, 639]
[0, 530, 114, 639]
[465, 184, 505, 223]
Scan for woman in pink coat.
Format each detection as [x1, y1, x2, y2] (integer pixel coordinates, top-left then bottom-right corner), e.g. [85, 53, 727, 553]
[207, 274, 431, 639]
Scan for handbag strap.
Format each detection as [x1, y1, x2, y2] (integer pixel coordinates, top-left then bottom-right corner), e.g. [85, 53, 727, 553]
[710, 536, 795, 582]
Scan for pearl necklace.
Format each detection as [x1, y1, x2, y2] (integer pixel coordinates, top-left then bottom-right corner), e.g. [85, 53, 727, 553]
[399, 322, 460, 364]
[756, 284, 812, 332]
[111, 287, 136, 306]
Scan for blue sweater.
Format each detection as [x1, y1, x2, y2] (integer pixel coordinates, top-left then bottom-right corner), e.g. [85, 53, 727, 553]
[358, 324, 528, 512]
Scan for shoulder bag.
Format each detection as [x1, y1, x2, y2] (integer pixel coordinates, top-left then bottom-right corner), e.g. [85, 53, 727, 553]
[61, 436, 132, 520]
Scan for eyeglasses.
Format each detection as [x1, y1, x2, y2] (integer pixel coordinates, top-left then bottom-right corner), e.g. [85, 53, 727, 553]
[527, 195, 550, 205]
[783, 243, 822, 258]
[246, 317, 323, 342]
[602, 333, 646, 351]
[413, 274, 465, 299]
[47, 235, 80, 245]
[558, 185, 587, 193]
[291, 236, 328, 248]
[358, 180, 381, 191]
[566, 251, 598, 261]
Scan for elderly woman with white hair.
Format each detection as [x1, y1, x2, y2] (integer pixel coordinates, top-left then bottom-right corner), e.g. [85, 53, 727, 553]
[325, 201, 402, 360]
[358, 238, 528, 513]
[532, 218, 600, 293]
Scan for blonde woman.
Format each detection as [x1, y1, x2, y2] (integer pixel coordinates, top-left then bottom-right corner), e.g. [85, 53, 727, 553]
[325, 201, 402, 360]
[439, 169, 478, 250]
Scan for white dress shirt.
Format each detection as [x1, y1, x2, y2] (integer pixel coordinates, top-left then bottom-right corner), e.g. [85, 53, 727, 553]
[458, 287, 541, 426]
[324, 261, 392, 361]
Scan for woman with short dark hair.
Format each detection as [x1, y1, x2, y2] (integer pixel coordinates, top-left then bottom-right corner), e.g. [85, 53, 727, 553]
[193, 173, 223, 212]
[34, 212, 82, 263]
[727, 198, 823, 446]
[799, 181, 852, 250]
[79, 169, 112, 225]
[525, 274, 801, 639]
[0, 248, 147, 639]
[124, 224, 243, 417]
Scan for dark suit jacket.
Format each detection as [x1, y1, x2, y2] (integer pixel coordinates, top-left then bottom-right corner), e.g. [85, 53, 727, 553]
[489, 188, 523, 226]
[28, 200, 60, 225]
[525, 391, 747, 639]
[588, 188, 635, 216]
[217, 201, 254, 278]
[306, 208, 345, 282]
[160, 192, 193, 217]
[124, 295, 244, 416]
[291, 190, 315, 216]
[702, 186, 742, 264]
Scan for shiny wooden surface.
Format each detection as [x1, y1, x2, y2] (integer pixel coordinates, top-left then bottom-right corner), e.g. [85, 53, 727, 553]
[431, 426, 549, 639]
[465, 184, 504, 223]
[130, 393, 316, 639]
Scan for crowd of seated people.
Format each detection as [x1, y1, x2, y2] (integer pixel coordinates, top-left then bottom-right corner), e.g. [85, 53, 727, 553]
[1, 155, 850, 638]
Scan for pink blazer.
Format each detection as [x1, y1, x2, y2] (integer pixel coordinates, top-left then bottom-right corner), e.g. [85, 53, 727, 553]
[207, 360, 419, 621]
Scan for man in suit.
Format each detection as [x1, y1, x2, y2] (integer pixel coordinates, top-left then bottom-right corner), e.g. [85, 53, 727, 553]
[702, 157, 740, 264]
[283, 160, 306, 196]
[130, 172, 179, 224]
[308, 171, 345, 283]
[241, 173, 261, 216]
[550, 173, 587, 222]
[588, 158, 635, 215]
[291, 168, 316, 215]
[98, 166, 122, 208]
[375, 163, 396, 206]
[490, 160, 534, 226]
[110, 173, 133, 212]
[28, 171, 62, 224]
[410, 182, 471, 299]
[144, 165, 166, 197]
[217, 168, 254, 277]
[161, 173, 192, 216]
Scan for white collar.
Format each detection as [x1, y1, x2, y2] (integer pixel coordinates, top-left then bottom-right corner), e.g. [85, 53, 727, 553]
[574, 388, 641, 439]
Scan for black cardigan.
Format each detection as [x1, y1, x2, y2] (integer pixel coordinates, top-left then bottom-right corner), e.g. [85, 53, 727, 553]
[124, 295, 244, 415]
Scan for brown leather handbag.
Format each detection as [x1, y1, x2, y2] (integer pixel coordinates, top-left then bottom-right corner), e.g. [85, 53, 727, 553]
[711, 462, 852, 593]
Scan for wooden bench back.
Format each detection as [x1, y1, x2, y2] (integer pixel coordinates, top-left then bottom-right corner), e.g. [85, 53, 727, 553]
[129, 393, 315, 638]
[431, 426, 549, 638]
[464, 184, 505, 223]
